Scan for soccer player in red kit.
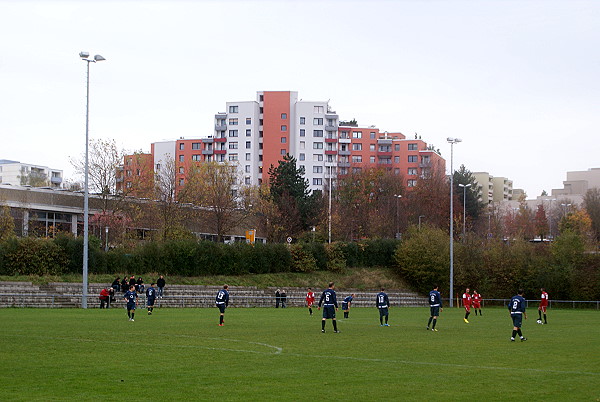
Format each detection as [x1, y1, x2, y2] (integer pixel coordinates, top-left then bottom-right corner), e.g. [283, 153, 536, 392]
[472, 290, 482, 316]
[538, 288, 549, 324]
[306, 287, 315, 316]
[462, 288, 472, 323]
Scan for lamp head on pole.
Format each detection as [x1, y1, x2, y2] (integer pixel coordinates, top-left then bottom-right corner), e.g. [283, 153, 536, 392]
[94, 55, 106, 62]
[79, 51, 90, 59]
[447, 137, 462, 144]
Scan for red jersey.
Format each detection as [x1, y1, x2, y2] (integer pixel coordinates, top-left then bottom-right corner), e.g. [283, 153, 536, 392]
[462, 293, 472, 307]
[540, 291, 549, 307]
[306, 292, 315, 306]
[472, 292, 481, 305]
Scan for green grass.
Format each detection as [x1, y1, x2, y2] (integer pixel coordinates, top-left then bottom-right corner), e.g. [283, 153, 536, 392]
[0, 307, 599, 401]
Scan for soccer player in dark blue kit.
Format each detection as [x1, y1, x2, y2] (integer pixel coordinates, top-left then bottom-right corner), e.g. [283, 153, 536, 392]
[123, 285, 138, 321]
[318, 282, 339, 333]
[216, 285, 229, 326]
[342, 293, 354, 319]
[509, 289, 528, 342]
[376, 288, 390, 326]
[427, 284, 443, 331]
[146, 283, 156, 315]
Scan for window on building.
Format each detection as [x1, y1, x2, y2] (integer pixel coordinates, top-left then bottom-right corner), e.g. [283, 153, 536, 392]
[246, 141, 251, 149]
[229, 142, 238, 149]
[246, 117, 252, 124]
[127, 158, 132, 165]
[408, 168, 417, 175]
[259, 119, 263, 125]
[246, 153, 251, 161]
[314, 106, 324, 114]
[229, 154, 238, 161]
[352, 167, 362, 174]
[394, 156, 400, 163]
[259, 130, 263, 137]
[228, 118, 238, 125]
[300, 117, 305, 125]
[126, 182, 132, 188]
[379, 145, 391, 152]
[313, 142, 323, 149]
[313, 130, 323, 137]
[327, 119, 335, 126]
[394, 168, 400, 175]
[192, 155, 201, 161]
[281, 113, 287, 119]
[259, 95, 264, 101]
[245, 177, 251, 185]
[313, 166, 323, 173]
[352, 143, 362, 151]
[179, 155, 185, 162]
[300, 141, 305, 150]
[246, 129, 251, 136]
[229, 130, 238, 137]
[370, 144, 376, 151]
[313, 178, 323, 185]
[370, 132, 376, 139]
[192, 142, 201, 150]
[408, 155, 418, 163]
[258, 143, 263, 149]
[229, 105, 238, 113]
[326, 154, 334, 163]
[179, 143, 185, 150]
[281, 137, 287, 143]
[299, 153, 305, 161]
[258, 155, 263, 161]
[281, 125, 287, 132]
[339, 167, 347, 175]
[280, 149, 286, 155]
[313, 154, 323, 161]
[352, 155, 362, 163]
[394, 144, 400, 151]
[370, 156, 376, 163]
[155, 163, 161, 170]
[300, 129, 306, 137]
[126, 170, 132, 176]
[179, 167, 185, 174]
[179, 178, 185, 186]
[352, 131, 362, 138]
[408, 143, 418, 151]
[245, 165, 250, 173]
[421, 156, 430, 164]
[408, 179, 417, 187]
[313, 118, 323, 125]
[259, 107, 263, 113]
[340, 131, 349, 139]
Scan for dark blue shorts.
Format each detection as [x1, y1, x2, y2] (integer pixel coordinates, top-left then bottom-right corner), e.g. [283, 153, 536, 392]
[217, 304, 226, 314]
[147, 298, 155, 307]
[322, 305, 336, 319]
[378, 307, 389, 317]
[342, 303, 349, 310]
[511, 314, 523, 327]
[430, 306, 440, 317]
[127, 303, 136, 311]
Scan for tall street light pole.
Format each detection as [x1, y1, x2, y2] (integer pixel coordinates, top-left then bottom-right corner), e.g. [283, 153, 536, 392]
[79, 51, 105, 308]
[458, 183, 471, 240]
[394, 194, 402, 239]
[447, 137, 462, 307]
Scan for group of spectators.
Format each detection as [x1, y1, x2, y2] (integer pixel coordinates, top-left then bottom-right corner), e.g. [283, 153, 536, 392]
[274, 289, 287, 308]
[100, 275, 166, 308]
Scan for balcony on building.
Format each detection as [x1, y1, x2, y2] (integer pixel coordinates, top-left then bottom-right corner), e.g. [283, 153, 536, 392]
[202, 136, 214, 143]
[214, 150, 227, 155]
[377, 138, 393, 145]
[325, 137, 337, 143]
[116, 177, 123, 183]
[338, 161, 351, 168]
[419, 161, 431, 168]
[50, 176, 62, 184]
[325, 112, 338, 119]
[202, 149, 214, 155]
[214, 137, 227, 143]
[215, 124, 227, 131]
[215, 113, 227, 119]
[325, 150, 337, 155]
[325, 124, 338, 132]
[338, 149, 351, 156]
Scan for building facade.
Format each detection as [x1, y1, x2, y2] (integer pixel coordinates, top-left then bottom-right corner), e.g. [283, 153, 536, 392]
[0, 159, 63, 188]
[552, 167, 600, 196]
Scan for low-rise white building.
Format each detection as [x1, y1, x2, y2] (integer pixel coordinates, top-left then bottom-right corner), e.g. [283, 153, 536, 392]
[0, 159, 63, 188]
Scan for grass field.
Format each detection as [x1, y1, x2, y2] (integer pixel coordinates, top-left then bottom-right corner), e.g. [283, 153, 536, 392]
[1, 306, 599, 401]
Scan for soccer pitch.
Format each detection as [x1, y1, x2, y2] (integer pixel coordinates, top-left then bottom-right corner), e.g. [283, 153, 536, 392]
[0, 306, 598, 401]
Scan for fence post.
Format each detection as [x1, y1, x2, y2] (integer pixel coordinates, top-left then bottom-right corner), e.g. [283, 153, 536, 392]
[52, 295, 55, 308]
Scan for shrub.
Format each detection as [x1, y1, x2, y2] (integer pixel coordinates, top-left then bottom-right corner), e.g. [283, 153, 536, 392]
[289, 244, 317, 273]
[325, 243, 346, 273]
[4, 237, 68, 275]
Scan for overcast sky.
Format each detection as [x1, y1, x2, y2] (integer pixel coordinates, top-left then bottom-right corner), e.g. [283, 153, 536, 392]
[1, 0, 598, 197]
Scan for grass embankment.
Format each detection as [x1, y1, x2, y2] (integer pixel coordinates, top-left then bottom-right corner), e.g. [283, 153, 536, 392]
[0, 267, 410, 289]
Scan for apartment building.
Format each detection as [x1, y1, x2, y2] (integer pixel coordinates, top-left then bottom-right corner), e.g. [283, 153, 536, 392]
[120, 91, 446, 194]
[0, 159, 63, 188]
[552, 167, 600, 196]
[473, 172, 515, 203]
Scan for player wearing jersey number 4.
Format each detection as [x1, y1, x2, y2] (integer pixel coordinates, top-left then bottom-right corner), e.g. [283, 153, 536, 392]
[538, 288, 549, 324]
[318, 282, 339, 333]
[306, 288, 315, 316]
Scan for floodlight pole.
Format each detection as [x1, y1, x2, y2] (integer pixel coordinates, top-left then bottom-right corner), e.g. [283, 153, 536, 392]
[80, 52, 105, 308]
[447, 137, 462, 307]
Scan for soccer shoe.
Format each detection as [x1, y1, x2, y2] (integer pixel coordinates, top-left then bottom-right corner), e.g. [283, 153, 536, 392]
[426, 327, 430, 330]
[321, 330, 325, 333]
[384, 324, 390, 326]
[131, 319, 134, 322]
[431, 328, 438, 332]
[218, 324, 224, 327]
[334, 330, 340, 333]
[521, 337, 527, 342]
[510, 338, 515, 342]
[128, 318, 132, 321]
[464, 318, 469, 323]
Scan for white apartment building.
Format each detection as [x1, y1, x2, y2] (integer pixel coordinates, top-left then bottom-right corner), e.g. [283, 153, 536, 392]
[0, 159, 63, 188]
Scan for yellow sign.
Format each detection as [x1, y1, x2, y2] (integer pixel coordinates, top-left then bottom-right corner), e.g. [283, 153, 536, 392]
[245, 229, 256, 244]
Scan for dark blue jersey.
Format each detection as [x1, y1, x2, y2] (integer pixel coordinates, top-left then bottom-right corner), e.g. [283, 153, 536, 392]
[146, 287, 156, 300]
[429, 290, 442, 307]
[216, 289, 229, 306]
[318, 288, 338, 307]
[376, 292, 389, 308]
[124, 290, 137, 305]
[509, 295, 527, 314]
